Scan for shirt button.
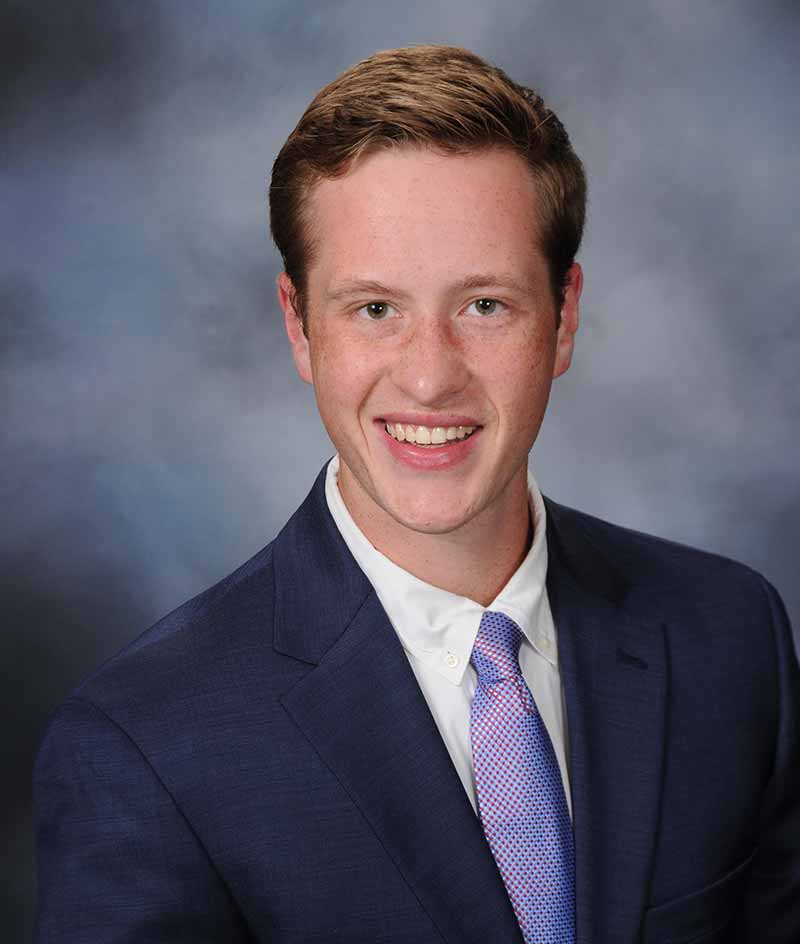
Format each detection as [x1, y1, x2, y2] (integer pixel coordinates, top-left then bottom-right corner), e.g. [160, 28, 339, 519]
[538, 637, 553, 655]
[446, 652, 459, 668]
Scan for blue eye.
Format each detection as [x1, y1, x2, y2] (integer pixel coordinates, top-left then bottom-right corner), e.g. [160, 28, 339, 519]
[358, 302, 394, 320]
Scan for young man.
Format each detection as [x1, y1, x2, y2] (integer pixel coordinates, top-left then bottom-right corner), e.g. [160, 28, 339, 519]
[35, 46, 799, 943]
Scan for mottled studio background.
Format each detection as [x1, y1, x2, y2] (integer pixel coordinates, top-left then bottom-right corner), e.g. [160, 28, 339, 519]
[3, 0, 798, 937]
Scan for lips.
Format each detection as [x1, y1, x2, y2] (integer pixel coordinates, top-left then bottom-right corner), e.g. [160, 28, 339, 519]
[377, 417, 482, 470]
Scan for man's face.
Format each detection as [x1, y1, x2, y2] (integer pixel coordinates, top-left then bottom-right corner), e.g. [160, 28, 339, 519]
[279, 146, 581, 542]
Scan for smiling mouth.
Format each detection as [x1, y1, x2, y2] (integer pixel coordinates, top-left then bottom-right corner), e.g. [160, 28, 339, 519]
[384, 422, 478, 447]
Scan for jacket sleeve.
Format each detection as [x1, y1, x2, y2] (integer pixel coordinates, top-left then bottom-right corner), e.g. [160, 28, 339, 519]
[34, 696, 251, 943]
[740, 577, 800, 941]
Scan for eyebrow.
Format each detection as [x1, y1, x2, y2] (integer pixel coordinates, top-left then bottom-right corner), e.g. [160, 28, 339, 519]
[324, 274, 532, 303]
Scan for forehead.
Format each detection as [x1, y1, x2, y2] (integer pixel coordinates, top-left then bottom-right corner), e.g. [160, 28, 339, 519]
[305, 147, 546, 293]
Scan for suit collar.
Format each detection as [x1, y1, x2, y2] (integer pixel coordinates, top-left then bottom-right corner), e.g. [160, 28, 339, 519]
[271, 466, 614, 666]
[543, 496, 630, 606]
[325, 454, 558, 682]
[272, 462, 373, 665]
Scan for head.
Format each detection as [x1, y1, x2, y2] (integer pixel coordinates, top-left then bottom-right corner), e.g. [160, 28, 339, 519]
[269, 44, 586, 333]
[269, 46, 586, 556]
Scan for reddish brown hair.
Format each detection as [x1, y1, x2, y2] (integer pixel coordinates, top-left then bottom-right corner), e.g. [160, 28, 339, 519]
[269, 44, 586, 325]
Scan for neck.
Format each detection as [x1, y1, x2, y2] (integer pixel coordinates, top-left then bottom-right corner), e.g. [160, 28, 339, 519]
[339, 468, 533, 607]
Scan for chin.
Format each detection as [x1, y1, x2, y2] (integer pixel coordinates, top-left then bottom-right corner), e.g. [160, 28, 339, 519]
[394, 516, 465, 536]
[382, 495, 479, 536]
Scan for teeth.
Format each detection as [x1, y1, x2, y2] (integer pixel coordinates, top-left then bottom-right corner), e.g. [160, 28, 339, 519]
[384, 423, 477, 446]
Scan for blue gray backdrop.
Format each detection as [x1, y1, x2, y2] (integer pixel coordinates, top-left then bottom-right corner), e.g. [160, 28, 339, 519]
[3, 1, 797, 938]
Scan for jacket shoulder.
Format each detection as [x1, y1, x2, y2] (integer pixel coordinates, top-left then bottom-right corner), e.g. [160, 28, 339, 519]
[69, 539, 281, 718]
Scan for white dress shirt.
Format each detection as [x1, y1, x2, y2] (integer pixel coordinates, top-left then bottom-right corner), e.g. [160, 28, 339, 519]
[325, 455, 571, 817]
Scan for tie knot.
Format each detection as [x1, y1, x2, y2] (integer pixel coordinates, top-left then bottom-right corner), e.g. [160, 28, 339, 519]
[471, 611, 523, 682]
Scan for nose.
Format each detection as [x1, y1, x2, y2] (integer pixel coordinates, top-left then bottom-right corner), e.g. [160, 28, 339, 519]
[388, 312, 472, 406]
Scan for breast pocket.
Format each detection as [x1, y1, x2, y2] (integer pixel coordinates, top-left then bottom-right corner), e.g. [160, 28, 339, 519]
[641, 851, 755, 943]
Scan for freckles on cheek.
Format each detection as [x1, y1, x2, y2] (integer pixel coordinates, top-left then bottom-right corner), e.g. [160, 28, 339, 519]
[506, 400, 535, 436]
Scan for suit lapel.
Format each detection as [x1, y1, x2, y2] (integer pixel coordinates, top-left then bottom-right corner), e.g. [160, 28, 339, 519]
[546, 499, 668, 944]
[274, 466, 523, 943]
[282, 593, 523, 943]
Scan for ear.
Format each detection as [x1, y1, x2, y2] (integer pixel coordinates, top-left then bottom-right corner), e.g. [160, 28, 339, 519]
[277, 272, 313, 385]
[553, 262, 582, 379]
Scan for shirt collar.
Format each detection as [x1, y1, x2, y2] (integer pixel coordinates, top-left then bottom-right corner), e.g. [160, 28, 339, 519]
[324, 456, 556, 685]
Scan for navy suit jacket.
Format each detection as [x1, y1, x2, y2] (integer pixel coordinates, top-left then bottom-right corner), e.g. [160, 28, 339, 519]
[35, 464, 800, 942]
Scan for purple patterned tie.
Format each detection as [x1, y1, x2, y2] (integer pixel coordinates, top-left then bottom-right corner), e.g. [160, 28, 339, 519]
[470, 611, 576, 943]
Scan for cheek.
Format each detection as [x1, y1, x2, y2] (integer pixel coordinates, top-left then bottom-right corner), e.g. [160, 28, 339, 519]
[485, 338, 555, 426]
[311, 340, 377, 416]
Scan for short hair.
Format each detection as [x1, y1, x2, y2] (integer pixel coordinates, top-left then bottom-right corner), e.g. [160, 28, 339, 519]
[269, 44, 586, 327]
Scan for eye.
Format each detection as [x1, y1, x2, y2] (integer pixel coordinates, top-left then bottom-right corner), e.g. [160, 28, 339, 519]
[466, 297, 505, 317]
[357, 301, 395, 321]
